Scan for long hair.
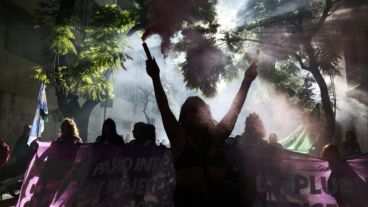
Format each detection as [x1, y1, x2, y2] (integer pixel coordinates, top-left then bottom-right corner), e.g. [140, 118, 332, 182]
[60, 118, 82, 143]
[178, 96, 215, 132]
[178, 96, 216, 152]
[102, 118, 118, 138]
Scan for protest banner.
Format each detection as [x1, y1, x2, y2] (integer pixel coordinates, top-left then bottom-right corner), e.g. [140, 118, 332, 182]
[229, 145, 368, 207]
[17, 142, 175, 207]
[17, 142, 368, 207]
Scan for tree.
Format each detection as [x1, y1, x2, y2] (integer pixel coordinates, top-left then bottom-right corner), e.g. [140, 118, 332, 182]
[33, 1, 134, 141]
[130, 0, 238, 97]
[224, 0, 345, 146]
[137, 86, 159, 124]
[269, 59, 317, 110]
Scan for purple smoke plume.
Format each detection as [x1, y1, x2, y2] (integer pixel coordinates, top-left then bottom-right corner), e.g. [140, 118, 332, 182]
[141, 0, 213, 55]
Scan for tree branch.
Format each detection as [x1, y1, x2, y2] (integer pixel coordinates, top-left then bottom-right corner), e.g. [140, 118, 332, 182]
[82, 99, 99, 110]
[220, 37, 286, 49]
[295, 53, 310, 71]
[306, 0, 344, 39]
[55, 0, 77, 25]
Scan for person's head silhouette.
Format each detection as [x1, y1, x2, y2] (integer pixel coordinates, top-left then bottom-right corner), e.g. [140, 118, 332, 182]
[59, 118, 82, 143]
[269, 133, 278, 144]
[179, 96, 214, 133]
[132, 122, 156, 145]
[345, 131, 357, 143]
[145, 124, 156, 142]
[22, 124, 31, 137]
[102, 118, 118, 138]
[321, 144, 340, 162]
[244, 113, 265, 140]
[132, 122, 146, 140]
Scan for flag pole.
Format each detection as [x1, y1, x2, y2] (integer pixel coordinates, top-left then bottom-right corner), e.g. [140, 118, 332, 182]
[28, 83, 48, 145]
[36, 110, 41, 140]
[36, 83, 44, 141]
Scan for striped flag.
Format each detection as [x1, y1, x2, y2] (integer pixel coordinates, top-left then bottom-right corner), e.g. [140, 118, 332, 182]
[28, 83, 48, 145]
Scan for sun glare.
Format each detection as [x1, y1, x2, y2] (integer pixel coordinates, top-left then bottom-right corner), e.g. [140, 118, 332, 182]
[216, 0, 245, 30]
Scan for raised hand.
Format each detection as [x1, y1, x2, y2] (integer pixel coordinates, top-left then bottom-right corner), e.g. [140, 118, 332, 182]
[244, 60, 259, 82]
[146, 58, 160, 79]
[244, 49, 260, 82]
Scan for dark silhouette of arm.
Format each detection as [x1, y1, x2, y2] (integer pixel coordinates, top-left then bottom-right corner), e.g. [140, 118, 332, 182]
[216, 60, 259, 138]
[146, 59, 180, 141]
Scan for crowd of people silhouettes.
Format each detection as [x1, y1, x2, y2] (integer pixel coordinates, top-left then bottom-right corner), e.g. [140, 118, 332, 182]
[0, 53, 365, 207]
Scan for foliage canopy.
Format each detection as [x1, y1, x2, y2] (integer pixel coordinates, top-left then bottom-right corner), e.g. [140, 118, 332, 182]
[34, 3, 135, 101]
[223, 0, 344, 109]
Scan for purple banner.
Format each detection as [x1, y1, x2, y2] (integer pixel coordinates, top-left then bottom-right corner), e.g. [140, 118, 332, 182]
[17, 142, 175, 207]
[230, 145, 368, 207]
[17, 142, 368, 207]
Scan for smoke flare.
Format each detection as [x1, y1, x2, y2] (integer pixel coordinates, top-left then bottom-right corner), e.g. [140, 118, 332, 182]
[142, 0, 214, 55]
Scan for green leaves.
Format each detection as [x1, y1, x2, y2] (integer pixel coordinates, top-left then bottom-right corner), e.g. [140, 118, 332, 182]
[78, 75, 114, 101]
[32, 66, 50, 85]
[269, 57, 316, 109]
[92, 4, 135, 33]
[170, 1, 234, 97]
[51, 25, 77, 55]
[225, 0, 343, 111]
[178, 29, 231, 97]
[33, 3, 135, 102]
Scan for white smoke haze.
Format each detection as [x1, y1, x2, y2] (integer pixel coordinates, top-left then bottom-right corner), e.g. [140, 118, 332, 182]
[88, 34, 305, 145]
[86, 0, 307, 145]
[87, 33, 303, 145]
[237, 0, 305, 27]
[207, 77, 304, 139]
[86, 1, 367, 153]
[216, 0, 249, 30]
[334, 75, 368, 151]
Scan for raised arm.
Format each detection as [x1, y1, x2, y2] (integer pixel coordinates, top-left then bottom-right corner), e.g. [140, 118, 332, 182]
[146, 59, 180, 140]
[216, 59, 259, 138]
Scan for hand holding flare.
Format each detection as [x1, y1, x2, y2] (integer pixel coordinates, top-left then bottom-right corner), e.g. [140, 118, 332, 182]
[143, 41, 160, 79]
[143, 41, 260, 83]
[142, 41, 153, 61]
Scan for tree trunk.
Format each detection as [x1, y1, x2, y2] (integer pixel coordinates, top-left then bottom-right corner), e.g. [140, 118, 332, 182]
[304, 41, 335, 145]
[79, 100, 99, 141]
[56, 0, 77, 25]
[74, 101, 99, 142]
[311, 69, 335, 142]
[51, 0, 106, 142]
[55, 93, 99, 142]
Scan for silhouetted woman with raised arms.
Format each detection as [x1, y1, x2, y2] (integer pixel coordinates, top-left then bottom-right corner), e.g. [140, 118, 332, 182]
[146, 54, 259, 207]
